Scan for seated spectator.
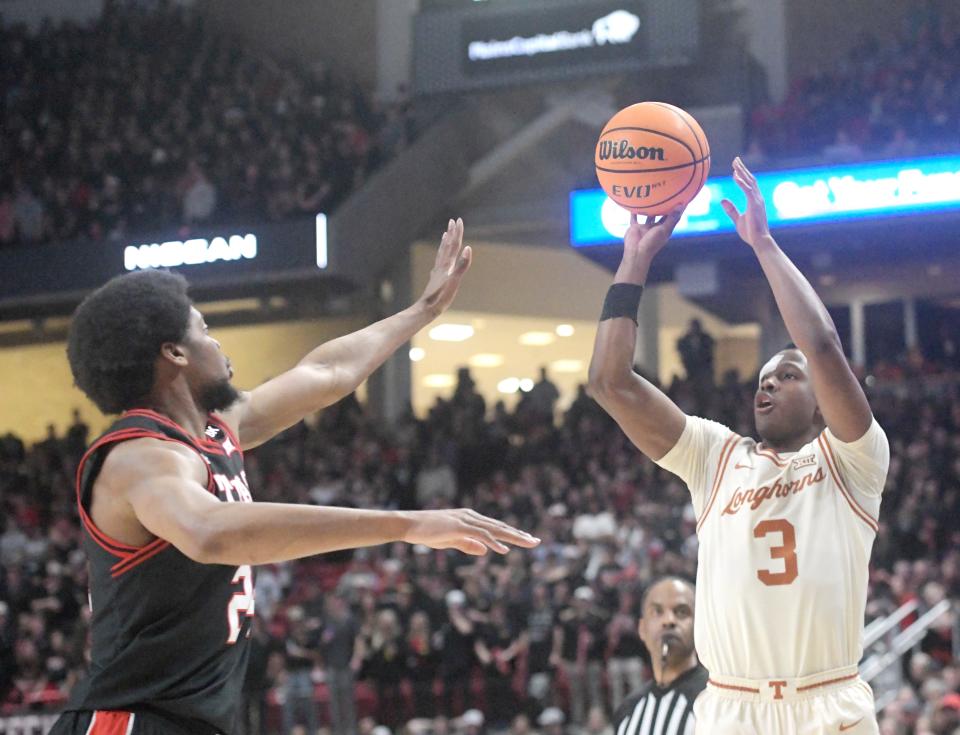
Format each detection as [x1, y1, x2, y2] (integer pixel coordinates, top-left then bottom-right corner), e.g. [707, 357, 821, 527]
[883, 126, 919, 158]
[822, 129, 864, 162]
[0, 2, 406, 248]
[0, 362, 958, 733]
[0, 191, 15, 247]
[178, 160, 217, 224]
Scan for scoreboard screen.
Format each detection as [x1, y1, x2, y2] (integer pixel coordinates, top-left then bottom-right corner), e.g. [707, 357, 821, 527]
[414, 0, 698, 95]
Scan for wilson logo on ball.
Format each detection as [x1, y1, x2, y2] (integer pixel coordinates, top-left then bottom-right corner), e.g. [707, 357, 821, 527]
[597, 141, 666, 162]
[594, 101, 711, 216]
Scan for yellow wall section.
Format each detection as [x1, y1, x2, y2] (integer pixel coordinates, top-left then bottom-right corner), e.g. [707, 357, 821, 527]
[657, 287, 761, 383]
[0, 317, 366, 444]
[0, 341, 108, 443]
[409, 240, 762, 414]
[412, 241, 615, 320]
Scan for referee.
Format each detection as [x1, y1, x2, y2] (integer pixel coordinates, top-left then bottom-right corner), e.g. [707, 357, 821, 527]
[611, 577, 706, 735]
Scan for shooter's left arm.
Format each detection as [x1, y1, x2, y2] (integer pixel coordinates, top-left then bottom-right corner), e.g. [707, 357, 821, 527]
[723, 158, 872, 441]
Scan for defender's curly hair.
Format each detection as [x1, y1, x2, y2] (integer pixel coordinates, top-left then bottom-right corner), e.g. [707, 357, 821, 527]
[67, 270, 192, 414]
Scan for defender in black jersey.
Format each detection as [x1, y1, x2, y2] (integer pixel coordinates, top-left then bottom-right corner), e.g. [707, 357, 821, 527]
[65, 411, 252, 733]
[611, 578, 706, 735]
[55, 218, 539, 735]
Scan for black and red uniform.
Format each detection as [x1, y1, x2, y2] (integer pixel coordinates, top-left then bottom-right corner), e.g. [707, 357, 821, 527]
[52, 409, 255, 735]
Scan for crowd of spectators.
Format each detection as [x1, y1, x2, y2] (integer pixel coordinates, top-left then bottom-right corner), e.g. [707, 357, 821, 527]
[0, 1, 412, 248]
[0, 359, 958, 735]
[6, 1, 960, 252]
[746, 9, 960, 167]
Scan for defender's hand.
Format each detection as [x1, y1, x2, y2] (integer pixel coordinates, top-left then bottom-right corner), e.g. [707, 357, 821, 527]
[402, 509, 540, 556]
[419, 218, 472, 317]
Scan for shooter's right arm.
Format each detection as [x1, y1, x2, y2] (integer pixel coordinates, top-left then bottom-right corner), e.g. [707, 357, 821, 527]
[98, 439, 538, 566]
[588, 214, 688, 461]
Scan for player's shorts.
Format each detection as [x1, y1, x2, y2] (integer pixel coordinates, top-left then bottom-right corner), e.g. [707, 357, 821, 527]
[694, 665, 878, 734]
[49, 709, 221, 735]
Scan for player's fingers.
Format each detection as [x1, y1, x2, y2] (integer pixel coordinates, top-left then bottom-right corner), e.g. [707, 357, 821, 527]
[440, 218, 461, 265]
[643, 215, 654, 226]
[435, 219, 454, 264]
[449, 220, 468, 272]
[458, 516, 510, 550]
[477, 521, 540, 549]
[464, 510, 540, 546]
[454, 244, 472, 275]
[631, 213, 639, 225]
[736, 157, 759, 186]
[661, 206, 686, 235]
[735, 165, 758, 194]
[454, 537, 490, 556]
[492, 526, 540, 549]
[733, 170, 753, 194]
[465, 526, 510, 554]
[720, 199, 740, 223]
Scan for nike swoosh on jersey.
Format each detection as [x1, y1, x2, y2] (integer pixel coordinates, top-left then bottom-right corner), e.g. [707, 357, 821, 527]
[839, 718, 864, 731]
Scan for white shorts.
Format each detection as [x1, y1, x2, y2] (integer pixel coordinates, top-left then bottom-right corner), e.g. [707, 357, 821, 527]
[694, 665, 878, 734]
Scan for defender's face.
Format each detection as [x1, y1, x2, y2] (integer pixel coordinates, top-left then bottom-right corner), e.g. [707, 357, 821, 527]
[182, 307, 239, 412]
[184, 308, 232, 383]
[754, 349, 820, 445]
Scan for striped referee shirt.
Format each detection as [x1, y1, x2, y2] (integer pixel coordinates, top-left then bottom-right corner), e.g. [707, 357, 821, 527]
[611, 664, 708, 735]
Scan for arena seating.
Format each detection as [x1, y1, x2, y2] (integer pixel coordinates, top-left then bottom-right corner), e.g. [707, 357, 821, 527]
[1, 366, 957, 733]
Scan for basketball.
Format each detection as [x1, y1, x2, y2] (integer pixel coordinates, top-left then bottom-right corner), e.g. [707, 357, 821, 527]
[594, 101, 710, 216]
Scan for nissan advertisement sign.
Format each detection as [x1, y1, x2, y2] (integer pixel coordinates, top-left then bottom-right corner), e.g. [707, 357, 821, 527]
[414, 0, 698, 94]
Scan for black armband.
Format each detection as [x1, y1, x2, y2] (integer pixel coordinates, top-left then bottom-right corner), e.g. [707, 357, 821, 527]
[600, 283, 644, 323]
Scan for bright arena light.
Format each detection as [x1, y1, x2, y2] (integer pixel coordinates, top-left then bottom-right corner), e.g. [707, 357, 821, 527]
[519, 331, 555, 346]
[551, 359, 584, 373]
[423, 374, 456, 388]
[468, 353, 504, 368]
[497, 377, 521, 394]
[409, 347, 425, 362]
[428, 324, 475, 342]
[519, 378, 534, 392]
[555, 324, 575, 337]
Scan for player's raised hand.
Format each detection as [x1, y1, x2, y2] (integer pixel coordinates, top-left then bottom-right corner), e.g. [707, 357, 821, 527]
[721, 157, 772, 248]
[419, 217, 472, 317]
[402, 508, 540, 556]
[623, 206, 685, 261]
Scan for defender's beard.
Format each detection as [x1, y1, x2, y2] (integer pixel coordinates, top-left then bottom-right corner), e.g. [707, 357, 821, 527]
[198, 378, 241, 412]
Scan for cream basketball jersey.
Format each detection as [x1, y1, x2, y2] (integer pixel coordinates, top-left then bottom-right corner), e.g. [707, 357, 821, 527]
[656, 417, 889, 679]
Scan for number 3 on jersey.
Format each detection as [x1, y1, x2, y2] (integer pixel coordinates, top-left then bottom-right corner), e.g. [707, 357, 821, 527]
[227, 565, 255, 644]
[753, 519, 798, 586]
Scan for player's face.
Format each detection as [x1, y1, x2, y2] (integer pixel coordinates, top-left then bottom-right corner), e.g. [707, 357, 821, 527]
[182, 307, 240, 411]
[638, 580, 695, 662]
[754, 349, 820, 447]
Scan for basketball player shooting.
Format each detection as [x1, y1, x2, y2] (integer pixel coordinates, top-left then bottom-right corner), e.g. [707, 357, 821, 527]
[589, 158, 889, 735]
[52, 218, 539, 735]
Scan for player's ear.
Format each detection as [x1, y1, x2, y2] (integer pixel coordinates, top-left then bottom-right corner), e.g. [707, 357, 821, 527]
[160, 341, 188, 366]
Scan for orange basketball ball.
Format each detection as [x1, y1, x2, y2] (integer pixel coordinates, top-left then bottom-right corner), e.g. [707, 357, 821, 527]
[595, 102, 710, 216]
